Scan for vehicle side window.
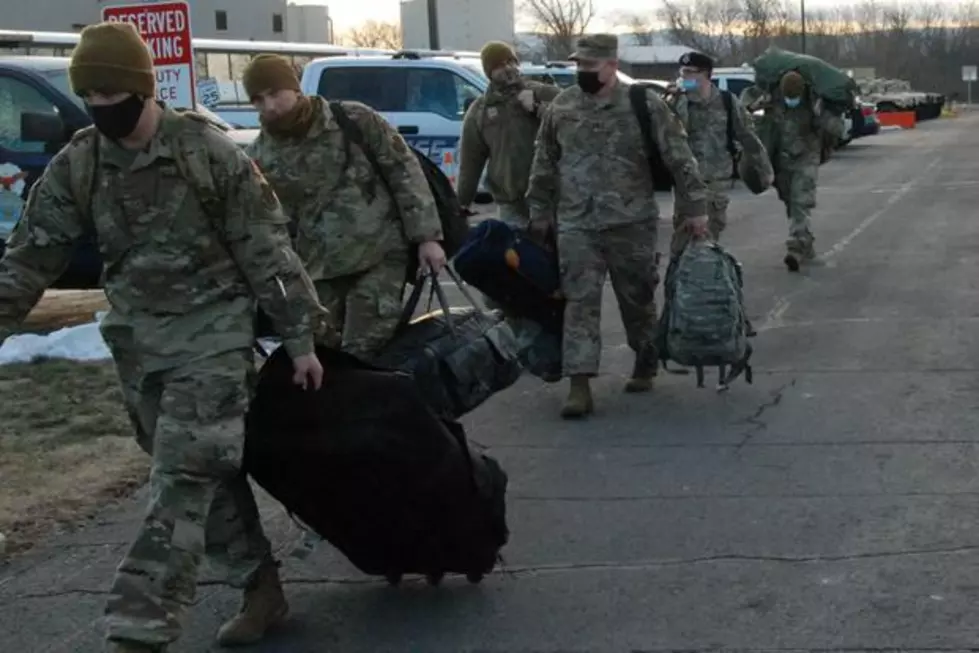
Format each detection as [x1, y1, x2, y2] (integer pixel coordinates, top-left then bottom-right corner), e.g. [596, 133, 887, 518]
[317, 67, 406, 112]
[0, 76, 59, 154]
[405, 68, 476, 120]
[726, 78, 753, 97]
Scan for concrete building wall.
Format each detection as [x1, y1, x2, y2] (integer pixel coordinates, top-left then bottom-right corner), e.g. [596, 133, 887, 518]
[401, 0, 514, 52]
[0, 0, 334, 42]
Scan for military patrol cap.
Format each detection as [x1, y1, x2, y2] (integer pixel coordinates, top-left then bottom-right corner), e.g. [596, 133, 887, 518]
[569, 34, 619, 61]
[243, 54, 301, 100]
[69, 22, 155, 97]
[678, 51, 714, 71]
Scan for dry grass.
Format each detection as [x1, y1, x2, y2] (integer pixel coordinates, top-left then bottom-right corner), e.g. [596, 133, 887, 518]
[0, 290, 148, 556]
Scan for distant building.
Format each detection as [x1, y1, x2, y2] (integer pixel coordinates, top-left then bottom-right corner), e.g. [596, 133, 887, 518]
[401, 0, 515, 52]
[0, 0, 334, 43]
[618, 45, 696, 80]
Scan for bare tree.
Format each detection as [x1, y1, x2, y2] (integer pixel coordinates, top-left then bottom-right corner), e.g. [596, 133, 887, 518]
[521, 0, 596, 59]
[342, 20, 402, 50]
[611, 11, 656, 46]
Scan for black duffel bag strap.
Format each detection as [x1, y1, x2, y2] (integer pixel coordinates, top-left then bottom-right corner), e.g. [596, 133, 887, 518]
[395, 265, 490, 337]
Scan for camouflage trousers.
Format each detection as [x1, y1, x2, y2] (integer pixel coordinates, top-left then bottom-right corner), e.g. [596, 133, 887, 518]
[558, 221, 660, 377]
[671, 179, 731, 255]
[105, 346, 271, 647]
[775, 161, 819, 252]
[496, 201, 530, 230]
[316, 250, 408, 359]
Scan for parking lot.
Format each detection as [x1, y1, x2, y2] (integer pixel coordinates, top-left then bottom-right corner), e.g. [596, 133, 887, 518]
[3, 112, 978, 651]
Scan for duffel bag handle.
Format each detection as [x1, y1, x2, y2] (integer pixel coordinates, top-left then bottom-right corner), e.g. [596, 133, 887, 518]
[396, 265, 492, 337]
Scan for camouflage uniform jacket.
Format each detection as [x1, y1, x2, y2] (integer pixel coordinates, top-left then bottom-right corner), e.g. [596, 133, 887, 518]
[671, 86, 764, 182]
[0, 107, 325, 371]
[527, 83, 708, 232]
[744, 85, 845, 169]
[457, 81, 561, 210]
[247, 97, 443, 281]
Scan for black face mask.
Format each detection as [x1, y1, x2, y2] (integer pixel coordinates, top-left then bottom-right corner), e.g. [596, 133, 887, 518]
[576, 71, 603, 95]
[88, 94, 146, 140]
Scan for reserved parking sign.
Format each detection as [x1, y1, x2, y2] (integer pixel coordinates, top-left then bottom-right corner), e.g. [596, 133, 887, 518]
[101, 1, 197, 109]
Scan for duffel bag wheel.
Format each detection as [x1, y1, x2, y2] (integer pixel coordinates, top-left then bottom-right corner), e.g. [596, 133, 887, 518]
[466, 572, 484, 584]
[426, 572, 444, 586]
[385, 573, 402, 586]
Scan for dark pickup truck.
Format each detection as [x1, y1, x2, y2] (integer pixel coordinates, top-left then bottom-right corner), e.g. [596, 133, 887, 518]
[0, 55, 245, 288]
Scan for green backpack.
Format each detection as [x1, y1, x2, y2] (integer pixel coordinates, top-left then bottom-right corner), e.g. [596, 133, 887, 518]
[657, 240, 753, 391]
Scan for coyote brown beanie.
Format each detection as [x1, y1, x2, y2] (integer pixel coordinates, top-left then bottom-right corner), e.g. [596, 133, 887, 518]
[243, 54, 301, 99]
[480, 41, 517, 77]
[69, 22, 155, 97]
[780, 70, 806, 99]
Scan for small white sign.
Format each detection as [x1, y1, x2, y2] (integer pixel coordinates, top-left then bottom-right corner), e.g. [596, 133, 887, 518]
[963, 65, 977, 82]
[197, 77, 221, 108]
[102, 1, 197, 109]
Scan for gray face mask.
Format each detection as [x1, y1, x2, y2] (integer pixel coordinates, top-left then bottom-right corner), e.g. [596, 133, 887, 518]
[491, 66, 521, 89]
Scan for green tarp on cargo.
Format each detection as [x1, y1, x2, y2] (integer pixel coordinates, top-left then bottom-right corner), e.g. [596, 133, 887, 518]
[752, 46, 858, 109]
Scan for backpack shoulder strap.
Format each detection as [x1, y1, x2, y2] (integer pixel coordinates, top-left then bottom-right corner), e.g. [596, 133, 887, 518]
[629, 84, 656, 161]
[169, 113, 224, 219]
[628, 84, 671, 187]
[66, 126, 99, 227]
[721, 91, 737, 155]
[330, 100, 395, 199]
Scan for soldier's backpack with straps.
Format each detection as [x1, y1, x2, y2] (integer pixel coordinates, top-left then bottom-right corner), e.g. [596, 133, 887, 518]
[327, 101, 470, 285]
[656, 239, 753, 391]
[660, 87, 740, 180]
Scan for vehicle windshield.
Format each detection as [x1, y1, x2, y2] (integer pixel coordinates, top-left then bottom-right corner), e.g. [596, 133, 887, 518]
[39, 68, 85, 112]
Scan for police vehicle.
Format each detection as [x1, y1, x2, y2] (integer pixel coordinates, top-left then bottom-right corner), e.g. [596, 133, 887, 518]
[299, 50, 493, 202]
[0, 56, 239, 288]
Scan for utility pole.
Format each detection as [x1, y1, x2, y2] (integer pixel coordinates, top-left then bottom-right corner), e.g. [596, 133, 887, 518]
[800, 0, 807, 53]
[427, 0, 440, 50]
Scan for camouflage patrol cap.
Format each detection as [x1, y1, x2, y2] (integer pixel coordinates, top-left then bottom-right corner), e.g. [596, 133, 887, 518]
[243, 54, 301, 100]
[69, 22, 155, 97]
[569, 34, 618, 62]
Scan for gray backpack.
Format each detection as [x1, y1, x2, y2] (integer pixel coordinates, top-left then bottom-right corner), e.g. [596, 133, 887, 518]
[658, 240, 753, 391]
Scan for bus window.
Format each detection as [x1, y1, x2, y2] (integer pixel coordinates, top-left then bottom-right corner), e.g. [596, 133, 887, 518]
[229, 53, 250, 82]
[195, 52, 208, 79]
[293, 55, 313, 73]
[206, 52, 232, 82]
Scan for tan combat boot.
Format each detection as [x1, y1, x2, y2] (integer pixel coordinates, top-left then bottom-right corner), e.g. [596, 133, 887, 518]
[624, 355, 656, 393]
[216, 563, 289, 647]
[561, 375, 594, 418]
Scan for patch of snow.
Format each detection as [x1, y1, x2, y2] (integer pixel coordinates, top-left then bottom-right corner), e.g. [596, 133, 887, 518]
[0, 316, 112, 365]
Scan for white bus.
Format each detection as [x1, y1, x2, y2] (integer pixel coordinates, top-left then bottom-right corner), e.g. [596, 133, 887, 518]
[0, 29, 394, 127]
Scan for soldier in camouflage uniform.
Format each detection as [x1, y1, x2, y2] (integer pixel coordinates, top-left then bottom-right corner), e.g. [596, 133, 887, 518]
[527, 34, 709, 419]
[0, 23, 329, 652]
[244, 55, 446, 358]
[743, 71, 845, 271]
[667, 51, 769, 255]
[457, 41, 561, 227]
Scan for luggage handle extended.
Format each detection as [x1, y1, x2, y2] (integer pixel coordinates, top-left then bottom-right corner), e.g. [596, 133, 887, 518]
[397, 265, 488, 337]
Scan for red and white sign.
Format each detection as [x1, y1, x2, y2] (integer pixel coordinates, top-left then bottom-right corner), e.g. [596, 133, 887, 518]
[102, 1, 196, 109]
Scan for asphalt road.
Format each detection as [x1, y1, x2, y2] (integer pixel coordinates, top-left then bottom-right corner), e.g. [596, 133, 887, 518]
[4, 115, 979, 652]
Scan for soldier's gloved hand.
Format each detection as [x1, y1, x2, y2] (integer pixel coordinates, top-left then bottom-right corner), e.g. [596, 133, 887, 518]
[517, 89, 537, 113]
[686, 215, 709, 238]
[292, 353, 324, 391]
[418, 240, 447, 274]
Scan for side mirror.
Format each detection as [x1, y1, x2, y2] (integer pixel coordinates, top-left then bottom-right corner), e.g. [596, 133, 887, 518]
[463, 97, 476, 113]
[21, 111, 67, 145]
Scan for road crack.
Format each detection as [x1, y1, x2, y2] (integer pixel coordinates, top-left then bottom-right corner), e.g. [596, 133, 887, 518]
[737, 379, 797, 450]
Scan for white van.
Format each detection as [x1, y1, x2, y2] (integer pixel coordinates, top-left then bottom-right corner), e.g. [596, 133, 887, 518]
[300, 51, 492, 201]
